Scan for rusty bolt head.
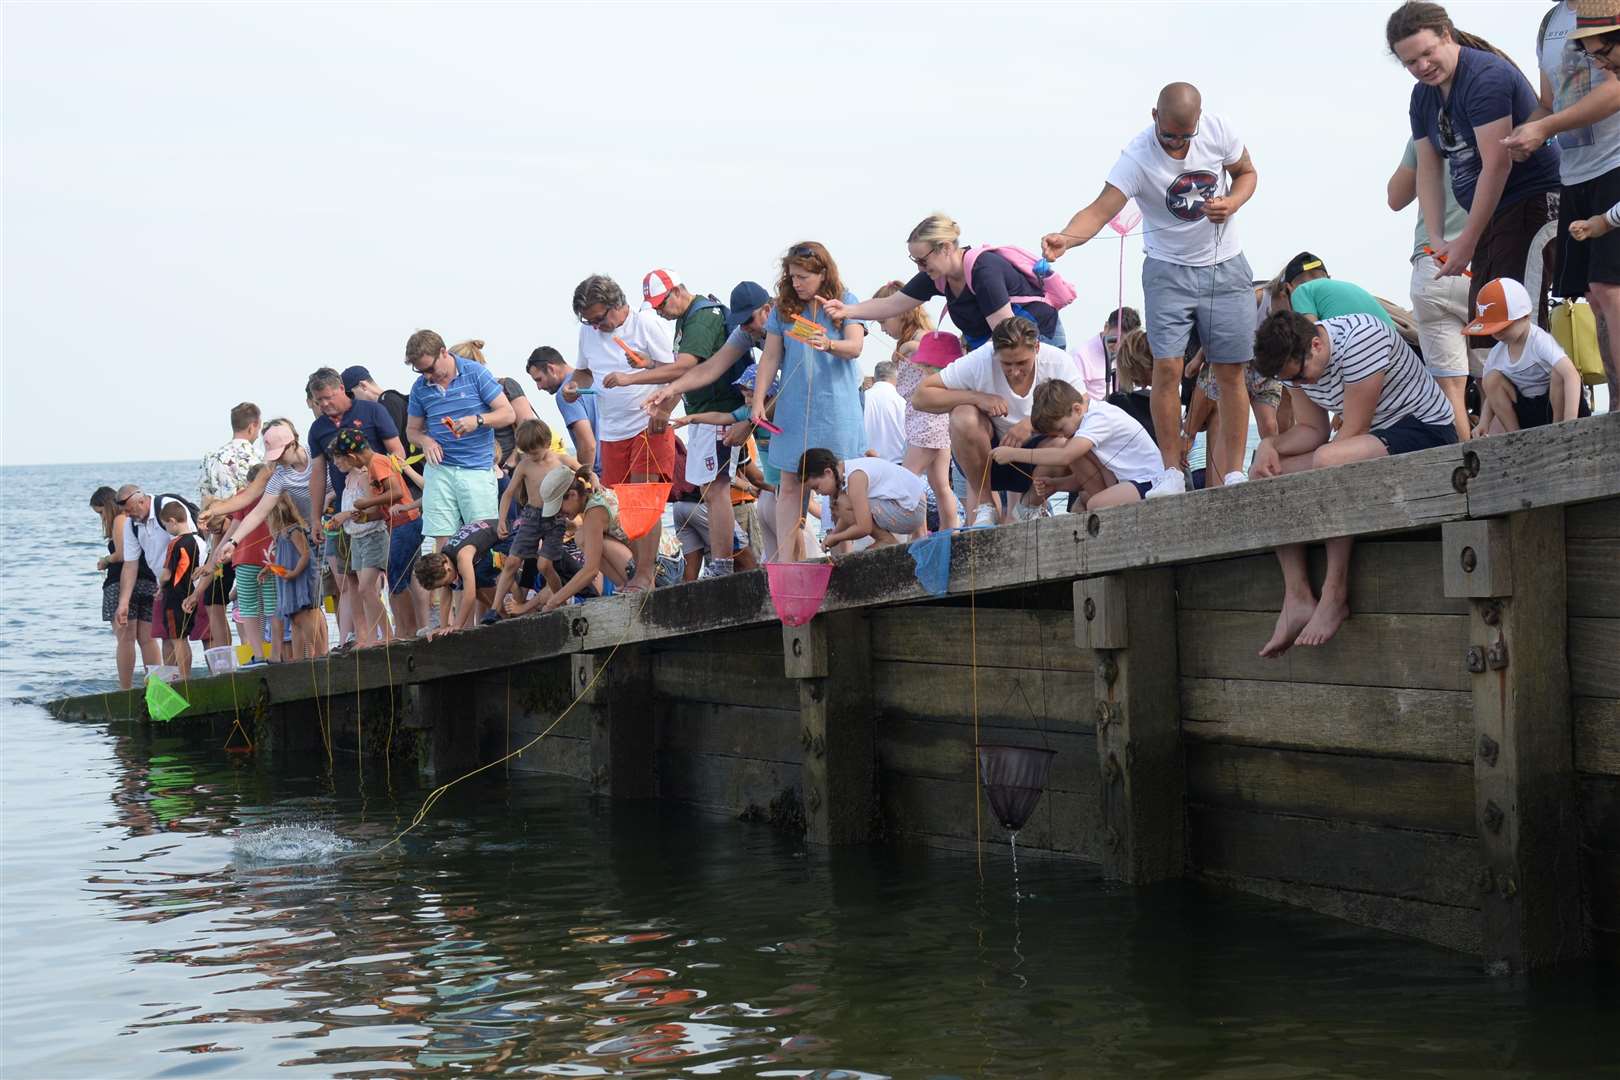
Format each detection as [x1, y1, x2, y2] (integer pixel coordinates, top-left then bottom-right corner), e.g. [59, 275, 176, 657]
[1486, 640, 1509, 671]
[791, 638, 804, 657]
[1098, 655, 1119, 687]
[1087, 513, 1101, 537]
[1484, 800, 1504, 834]
[1451, 466, 1471, 494]
[1478, 733, 1500, 767]
[1481, 601, 1502, 627]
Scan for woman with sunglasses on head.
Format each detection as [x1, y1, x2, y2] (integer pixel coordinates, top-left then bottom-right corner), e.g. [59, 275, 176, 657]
[822, 214, 1065, 351]
[749, 242, 865, 562]
[1039, 81, 1259, 499]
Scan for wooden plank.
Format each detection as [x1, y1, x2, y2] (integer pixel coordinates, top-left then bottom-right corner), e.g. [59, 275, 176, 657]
[1186, 742, 1476, 835]
[508, 734, 591, 780]
[1576, 699, 1620, 777]
[1567, 540, 1620, 618]
[1570, 619, 1620, 699]
[1581, 775, 1620, 854]
[879, 772, 1101, 860]
[873, 660, 1093, 729]
[660, 702, 803, 765]
[586, 651, 657, 799]
[1189, 805, 1483, 908]
[1181, 678, 1472, 763]
[1201, 872, 1482, 955]
[652, 624, 783, 657]
[795, 610, 877, 845]
[869, 607, 1090, 672]
[1465, 413, 1620, 519]
[651, 650, 800, 711]
[1175, 541, 1465, 615]
[1589, 852, 1620, 933]
[1178, 611, 1470, 691]
[1567, 497, 1620, 538]
[877, 717, 1098, 796]
[657, 750, 801, 819]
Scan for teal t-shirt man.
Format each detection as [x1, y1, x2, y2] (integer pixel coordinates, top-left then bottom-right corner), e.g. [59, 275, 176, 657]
[1289, 278, 1395, 328]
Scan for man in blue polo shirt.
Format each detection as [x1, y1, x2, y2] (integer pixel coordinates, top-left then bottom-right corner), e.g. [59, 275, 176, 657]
[525, 345, 600, 473]
[404, 329, 516, 547]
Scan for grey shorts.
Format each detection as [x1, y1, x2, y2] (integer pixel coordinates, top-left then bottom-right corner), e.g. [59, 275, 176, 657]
[671, 500, 749, 556]
[1143, 252, 1255, 364]
[347, 528, 389, 571]
[868, 497, 925, 536]
[511, 505, 563, 561]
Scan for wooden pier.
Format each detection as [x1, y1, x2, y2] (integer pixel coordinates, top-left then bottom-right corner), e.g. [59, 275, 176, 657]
[51, 415, 1620, 972]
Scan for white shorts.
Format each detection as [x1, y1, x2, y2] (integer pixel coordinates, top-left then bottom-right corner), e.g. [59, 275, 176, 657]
[1409, 255, 1473, 378]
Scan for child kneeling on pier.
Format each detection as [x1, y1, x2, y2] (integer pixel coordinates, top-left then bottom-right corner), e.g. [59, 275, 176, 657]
[800, 448, 926, 549]
[989, 379, 1161, 511]
[1467, 277, 1587, 436]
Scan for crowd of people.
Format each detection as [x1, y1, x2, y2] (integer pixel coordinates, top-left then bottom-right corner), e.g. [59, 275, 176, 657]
[89, 1, 1620, 688]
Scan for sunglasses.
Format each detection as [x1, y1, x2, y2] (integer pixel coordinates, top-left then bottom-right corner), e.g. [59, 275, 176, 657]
[1156, 123, 1198, 145]
[117, 493, 141, 508]
[909, 243, 943, 268]
[578, 307, 614, 328]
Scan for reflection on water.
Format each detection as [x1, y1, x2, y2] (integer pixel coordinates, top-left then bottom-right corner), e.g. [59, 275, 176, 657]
[2, 704, 1617, 1079]
[3, 462, 1619, 1077]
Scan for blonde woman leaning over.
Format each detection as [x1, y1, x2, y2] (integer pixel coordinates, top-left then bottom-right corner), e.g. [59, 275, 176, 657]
[873, 281, 958, 533]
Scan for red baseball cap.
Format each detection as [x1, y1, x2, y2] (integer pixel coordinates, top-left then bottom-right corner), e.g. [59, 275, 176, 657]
[642, 269, 682, 309]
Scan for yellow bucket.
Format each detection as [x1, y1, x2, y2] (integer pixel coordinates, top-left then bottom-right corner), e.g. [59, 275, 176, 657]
[234, 643, 273, 665]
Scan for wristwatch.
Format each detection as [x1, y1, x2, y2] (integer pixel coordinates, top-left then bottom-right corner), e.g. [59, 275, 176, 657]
[476, 416, 486, 427]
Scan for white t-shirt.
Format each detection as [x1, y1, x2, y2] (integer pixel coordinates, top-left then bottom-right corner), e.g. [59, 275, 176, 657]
[1074, 399, 1163, 484]
[1539, 3, 1620, 186]
[575, 307, 675, 443]
[123, 497, 197, 578]
[863, 380, 907, 463]
[1104, 112, 1246, 267]
[1484, 324, 1567, 398]
[340, 469, 386, 537]
[938, 341, 1082, 435]
[845, 458, 927, 510]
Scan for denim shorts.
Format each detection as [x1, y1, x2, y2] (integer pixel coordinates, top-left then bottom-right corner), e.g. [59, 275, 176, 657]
[387, 516, 423, 595]
[347, 527, 389, 571]
[1143, 252, 1255, 364]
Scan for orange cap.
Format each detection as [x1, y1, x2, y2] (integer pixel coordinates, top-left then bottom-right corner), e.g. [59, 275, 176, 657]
[1462, 277, 1531, 336]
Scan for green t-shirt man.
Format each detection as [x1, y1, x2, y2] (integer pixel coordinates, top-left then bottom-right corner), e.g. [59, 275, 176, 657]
[1290, 279, 1395, 328]
[673, 298, 746, 416]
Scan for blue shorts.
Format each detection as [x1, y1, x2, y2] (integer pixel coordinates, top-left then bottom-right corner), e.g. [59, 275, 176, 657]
[987, 430, 1051, 494]
[1143, 252, 1255, 364]
[387, 516, 423, 595]
[1371, 415, 1459, 456]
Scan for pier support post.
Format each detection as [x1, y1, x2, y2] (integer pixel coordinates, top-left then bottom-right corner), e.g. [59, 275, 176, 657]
[783, 610, 875, 844]
[577, 651, 657, 798]
[1076, 570, 1183, 883]
[404, 675, 481, 785]
[1444, 510, 1585, 971]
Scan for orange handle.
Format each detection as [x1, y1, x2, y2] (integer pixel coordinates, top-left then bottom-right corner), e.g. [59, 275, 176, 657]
[613, 337, 652, 368]
[1422, 245, 1473, 278]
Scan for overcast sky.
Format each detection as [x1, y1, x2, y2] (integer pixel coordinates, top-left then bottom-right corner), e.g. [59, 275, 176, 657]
[2, 1, 1562, 466]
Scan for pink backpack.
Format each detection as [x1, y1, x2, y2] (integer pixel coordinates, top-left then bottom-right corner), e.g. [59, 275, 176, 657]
[934, 245, 1077, 312]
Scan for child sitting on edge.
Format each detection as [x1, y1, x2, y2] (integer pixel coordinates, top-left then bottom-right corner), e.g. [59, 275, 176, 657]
[991, 379, 1162, 511]
[492, 419, 583, 617]
[800, 447, 927, 548]
[328, 429, 411, 645]
[158, 500, 209, 676]
[1466, 277, 1587, 436]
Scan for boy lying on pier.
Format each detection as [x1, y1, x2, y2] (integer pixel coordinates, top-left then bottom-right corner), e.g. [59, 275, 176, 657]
[1466, 278, 1587, 436]
[488, 419, 584, 618]
[799, 447, 927, 548]
[987, 380, 1162, 511]
[1249, 311, 1457, 656]
[413, 519, 501, 639]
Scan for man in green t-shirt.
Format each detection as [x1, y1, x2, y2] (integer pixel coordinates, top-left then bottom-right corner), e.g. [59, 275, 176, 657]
[641, 268, 747, 577]
[1270, 252, 1396, 327]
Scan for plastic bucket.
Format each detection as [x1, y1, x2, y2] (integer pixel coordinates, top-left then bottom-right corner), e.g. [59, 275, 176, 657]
[613, 482, 671, 540]
[233, 643, 272, 666]
[765, 562, 833, 628]
[148, 664, 183, 684]
[204, 647, 236, 675]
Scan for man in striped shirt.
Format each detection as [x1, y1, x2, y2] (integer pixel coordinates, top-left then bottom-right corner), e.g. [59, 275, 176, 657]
[1249, 312, 1458, 657]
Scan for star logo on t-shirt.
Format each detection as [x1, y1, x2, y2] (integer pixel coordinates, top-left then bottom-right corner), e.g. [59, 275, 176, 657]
[1164, 170, 1219, 222]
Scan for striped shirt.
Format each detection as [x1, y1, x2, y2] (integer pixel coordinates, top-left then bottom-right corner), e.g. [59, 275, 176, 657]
[1287, 315, 1453, 429]
[263, 459, 314, 524]
[1607, 201, 1620, 230]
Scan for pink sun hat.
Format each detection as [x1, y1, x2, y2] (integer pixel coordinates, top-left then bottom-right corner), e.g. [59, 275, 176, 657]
[910, 330, 964, 369]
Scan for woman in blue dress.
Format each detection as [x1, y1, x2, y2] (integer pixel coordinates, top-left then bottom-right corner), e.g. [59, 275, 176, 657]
[750, 241, 866, 561]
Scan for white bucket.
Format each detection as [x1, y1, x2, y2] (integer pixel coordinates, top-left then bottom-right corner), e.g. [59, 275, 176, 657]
[148, 665, 183, 683]
[204, 647, 237, 675]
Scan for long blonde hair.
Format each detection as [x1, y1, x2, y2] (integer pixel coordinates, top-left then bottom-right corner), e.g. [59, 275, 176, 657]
[874, 280, 934, 360]
[450, 339, 487, 364]
[266, 493, 307, 537]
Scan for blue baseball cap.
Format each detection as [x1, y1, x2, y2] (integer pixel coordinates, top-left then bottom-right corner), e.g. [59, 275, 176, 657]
[340, 365, 373, 393]
[731, 362, 779, 396]
[726, 281, 770, 333]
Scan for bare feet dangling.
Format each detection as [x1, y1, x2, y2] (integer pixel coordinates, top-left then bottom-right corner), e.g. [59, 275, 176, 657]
[1259, 595, 1316, 658]
[1297, 596, 1350, 648]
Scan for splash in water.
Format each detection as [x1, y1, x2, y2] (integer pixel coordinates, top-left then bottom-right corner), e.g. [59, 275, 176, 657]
[231, 824, 355, 864]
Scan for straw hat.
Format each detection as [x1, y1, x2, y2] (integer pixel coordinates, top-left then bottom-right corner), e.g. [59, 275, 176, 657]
[1569, 0, 1620, 41]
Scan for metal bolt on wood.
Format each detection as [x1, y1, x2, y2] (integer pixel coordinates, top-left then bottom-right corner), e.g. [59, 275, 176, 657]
[1460, 546, 1478, 573]
[1466, 647, 1487, 674]
[1486, 640, 1509, 670]
[1484, 800, 1505, 834]
[1098, 655, 1119, 687]
[1481, 601, 1502, 626]
[1478, 733, 1500, 767]
[1083, 597, 1097, 622]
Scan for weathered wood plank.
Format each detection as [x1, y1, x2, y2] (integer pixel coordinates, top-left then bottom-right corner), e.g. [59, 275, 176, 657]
[869, 608, 1090, 672]
[793, 610, 877, 845]
[1567, 496, 1620, 538]
[1464, 413, 1620, 519]
[879, 772, 1102, 860]
[1570, 619, 1620, 699]
[1589, 852, 1620, 933]
[1567, 540, 1620, 618]
[1189, 805, 1483, 908]
[1201, 872, 1483, 955]
[1577, 698, 1620, 777]
[660, 702, 802, 765]
[1581, 775, 1620, 854]
[872, 660, 1093, 729]
[1180, 678, 1473, 763]
[1175, 542, 1465, 615]
[507, 734, 591, 780]
[1178, 611, 1470, 691]
[1185, 742, 1476, 834]
[652, 624, 783, 657]
[651, 650, 800, 711]
[657, 749, 801, 819]
[877, 717, 1098, 796]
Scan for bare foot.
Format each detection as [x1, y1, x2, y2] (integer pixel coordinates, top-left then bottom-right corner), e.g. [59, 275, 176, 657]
[1296, 597, 1350, 648]
[1259, 595, 1317, 658]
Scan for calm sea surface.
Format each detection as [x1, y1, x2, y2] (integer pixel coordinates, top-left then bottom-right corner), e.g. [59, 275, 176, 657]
[2, 461, 1617, 1079]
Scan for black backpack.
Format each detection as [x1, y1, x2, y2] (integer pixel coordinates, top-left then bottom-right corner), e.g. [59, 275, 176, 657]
[132, 492, 201, 540]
